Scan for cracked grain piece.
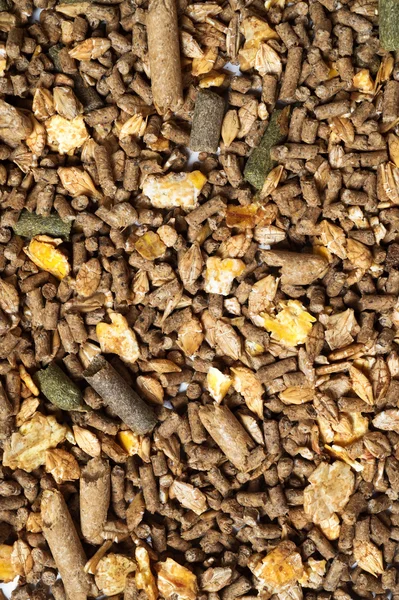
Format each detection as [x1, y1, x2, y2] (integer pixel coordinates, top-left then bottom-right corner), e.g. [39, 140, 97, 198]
[3, 413, 68, 472]
[250, 541, 304, 593]
[169, 480, 208, 515]
[95, 552, 136, 596]
[96, 313, 140, 365]
[263, 300, 316, 347]
[304, 461, 355, 540]
[45, 115, 89, 154]
[204, 257, 245, 295]
[142, 171, 207, 211]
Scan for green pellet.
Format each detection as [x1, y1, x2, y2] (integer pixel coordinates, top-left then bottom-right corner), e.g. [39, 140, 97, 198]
[35, 363, 87, 411]
[379, 0, 399, 50]
[244, 107, 290, 190]
[13, 211, 72, 240]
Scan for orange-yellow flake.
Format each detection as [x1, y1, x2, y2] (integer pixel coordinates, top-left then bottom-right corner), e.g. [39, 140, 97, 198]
[0, 545, 17, 582]
[207, 367, 232, 403]
[156, 557, 198, 600]
[118, 430, 149, 462]
[136, 547, 158, 600]
[263, 300, 316, 347]
[135, 231, 166, 260]
[250, 541, 303, 593]
[96, 312, 140, 364]
[204, 257, 245, 295]
[226, 204, 261, 229]
[24, 236, 70, 280]
[142, 171, 207, 211]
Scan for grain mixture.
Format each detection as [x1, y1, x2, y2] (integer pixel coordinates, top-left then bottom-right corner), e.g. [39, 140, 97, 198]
[0, 0, 399, 598]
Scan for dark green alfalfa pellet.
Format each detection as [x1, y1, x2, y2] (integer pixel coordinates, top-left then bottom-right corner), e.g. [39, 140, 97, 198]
[189, 89, 225, 153]
[244, 108, 289, 190]
[379, 0, 399, 50]
[36, 363, 86, 411]
[13, 211, 72, 240]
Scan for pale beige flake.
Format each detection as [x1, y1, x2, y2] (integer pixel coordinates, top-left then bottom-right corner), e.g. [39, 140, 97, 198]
[170, 480, 208, 515]
[304, 461, 355, 540]
[3, 412, 68, 472]
[45, 114, 89, 154]
[95, 553, 136, 596]
[96, 312, 140, 364]
[204, 257, 245, 295]
[142, 171, 207, 211]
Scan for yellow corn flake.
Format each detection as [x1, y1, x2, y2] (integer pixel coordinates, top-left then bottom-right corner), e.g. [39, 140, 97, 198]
[0, 43, 6, 77]
[118, 430, 150, 462]
[304, 461, 355, 539]
[96, 312, 140, 364]
[135, 547, 158, 600]
[245, 340, 265, 356]
[332, 412, 369, 446]
[250, 541, 303, 593]
[95, 553, 136, 596]
[135, 231, 166, 260]
[58, 166, 102, 199]
[156, 558, 198, 600]
[231, 366, 264, 419]
[353, 540, 384, 577]
[24, 236, 70, 280]
[0, 545, 17, 582]
[207, 367, 232, 403]
[353, 69, 374, 93]
[263, 300, 316, 347]
[68, 37, 111, 60]
[199, 70, 226, 88]
[3, 412, 68, 472]
[142, 171, 207, 211]
[192, 46, 218, 76]
[204, 257, 245, 295]
[45, 115, 89, 154]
